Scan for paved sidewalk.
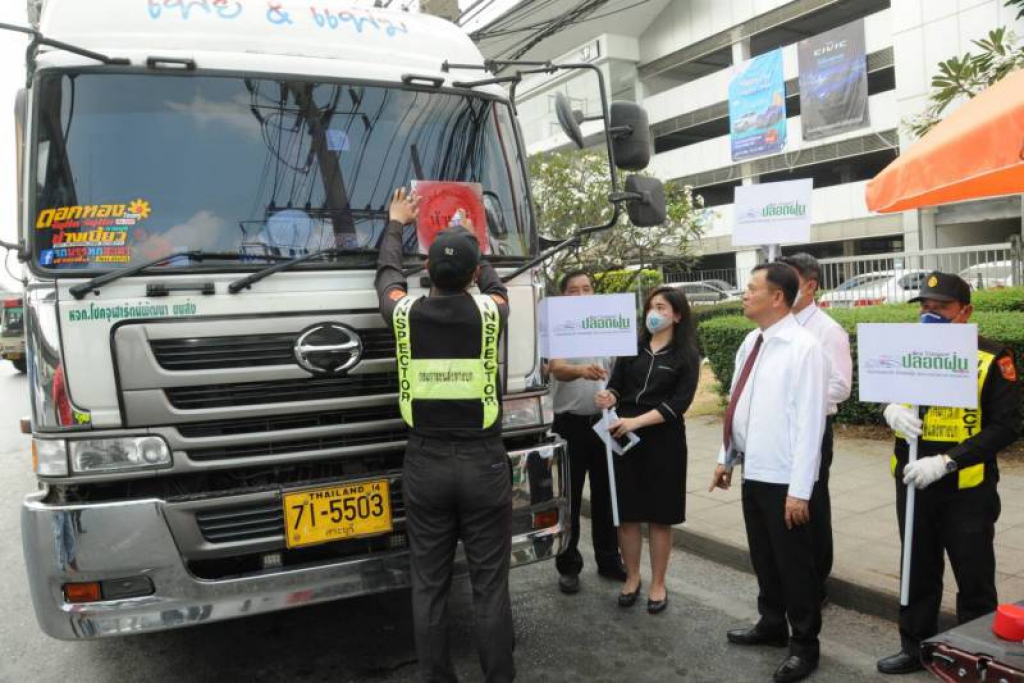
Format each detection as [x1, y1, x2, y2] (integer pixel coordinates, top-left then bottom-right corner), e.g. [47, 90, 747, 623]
[585, 414, 1024, 619]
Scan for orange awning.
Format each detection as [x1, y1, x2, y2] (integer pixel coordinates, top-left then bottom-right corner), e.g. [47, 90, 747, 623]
[866, 68, 1024, 213]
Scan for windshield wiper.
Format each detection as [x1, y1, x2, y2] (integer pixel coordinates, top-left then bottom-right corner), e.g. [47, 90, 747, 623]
[69, 250, 287, 300]
[228, 247, 375, 294]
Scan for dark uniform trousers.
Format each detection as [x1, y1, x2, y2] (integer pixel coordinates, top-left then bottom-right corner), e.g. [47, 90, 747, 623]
[742, 480, 822, 660]
[895, 478, 1000, 652]
[404, 434, 515, 683]
[552, 413, 620, 576]
[809, 417, 834, 595]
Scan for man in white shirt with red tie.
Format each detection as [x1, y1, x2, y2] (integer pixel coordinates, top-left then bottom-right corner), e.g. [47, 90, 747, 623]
[709, 262, 829, 683]
[778, 253, 853, 605]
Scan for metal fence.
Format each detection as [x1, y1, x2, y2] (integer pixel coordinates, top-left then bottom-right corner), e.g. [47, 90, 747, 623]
[662, 240, 1023, 307]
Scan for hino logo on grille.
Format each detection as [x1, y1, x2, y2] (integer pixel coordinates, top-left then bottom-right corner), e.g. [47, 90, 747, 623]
[293, 323, 363, 374]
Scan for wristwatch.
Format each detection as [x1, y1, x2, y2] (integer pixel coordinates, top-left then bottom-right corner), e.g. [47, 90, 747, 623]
[944, 456, 959, 473]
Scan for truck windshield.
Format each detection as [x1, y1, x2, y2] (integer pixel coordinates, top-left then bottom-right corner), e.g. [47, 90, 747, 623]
[2, 306, 23, 334]
[31, 72, 534, 272]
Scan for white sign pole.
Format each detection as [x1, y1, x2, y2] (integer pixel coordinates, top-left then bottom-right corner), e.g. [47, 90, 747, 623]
[602, 408, 621, 527]
[767, 244, 780, 262]
[900, 418, 918, 607]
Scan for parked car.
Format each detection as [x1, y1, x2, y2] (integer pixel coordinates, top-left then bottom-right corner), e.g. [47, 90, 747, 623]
[958, 261, 1017, 289]
[699, 278, 742, 296]
[670, 281, 741, 306]
[818, 270, 928, 309]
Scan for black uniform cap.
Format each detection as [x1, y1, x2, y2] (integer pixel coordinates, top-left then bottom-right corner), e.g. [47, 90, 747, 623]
[428, 227, 480, 291]
[909, 271, 971, 305]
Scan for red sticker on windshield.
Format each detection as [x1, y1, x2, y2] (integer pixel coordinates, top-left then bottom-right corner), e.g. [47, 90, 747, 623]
[412, 181, 489, 255]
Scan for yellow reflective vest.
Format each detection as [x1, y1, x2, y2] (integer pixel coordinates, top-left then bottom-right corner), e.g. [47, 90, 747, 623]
[393, 294, 501, 430]
[891, 349, 996, 490]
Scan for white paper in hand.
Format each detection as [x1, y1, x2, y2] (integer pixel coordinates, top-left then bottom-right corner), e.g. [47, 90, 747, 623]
[592, 409, 640, 455]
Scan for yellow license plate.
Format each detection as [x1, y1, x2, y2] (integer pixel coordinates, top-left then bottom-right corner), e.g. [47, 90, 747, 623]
[283, 479, 392, 549]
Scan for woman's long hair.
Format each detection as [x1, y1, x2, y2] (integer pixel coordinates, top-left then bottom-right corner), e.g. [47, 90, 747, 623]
[640, 286, 700, 368]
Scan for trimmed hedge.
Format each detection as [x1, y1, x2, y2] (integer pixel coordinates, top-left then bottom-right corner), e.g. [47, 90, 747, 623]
[971, 286, 1024, 313]
[698, 306, 1024, 426]
[692, 299, 744, 325]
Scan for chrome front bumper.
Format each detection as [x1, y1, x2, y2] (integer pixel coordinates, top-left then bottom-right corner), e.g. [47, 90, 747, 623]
[21, 440, 568, 639]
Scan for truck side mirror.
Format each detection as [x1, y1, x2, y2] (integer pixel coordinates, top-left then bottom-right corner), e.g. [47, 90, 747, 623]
[554, 92, 585, 148]
[609, 102, 651, 171]
[624, 176, 666, 227]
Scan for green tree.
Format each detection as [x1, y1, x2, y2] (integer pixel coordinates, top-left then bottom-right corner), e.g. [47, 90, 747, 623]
[907, 2, 1024, 137]
[528, 149, 708, 292]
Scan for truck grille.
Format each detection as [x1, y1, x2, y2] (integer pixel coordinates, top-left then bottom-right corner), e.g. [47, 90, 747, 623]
[150, 329, 396, 371]
[165, 373, 399, 409]
[177, 405, 403, 438]
[187, 427, 408, 461]
[195, 481, 406, 544]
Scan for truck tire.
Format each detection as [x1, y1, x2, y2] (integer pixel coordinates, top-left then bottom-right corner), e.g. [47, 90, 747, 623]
[12, 357, 26, 374]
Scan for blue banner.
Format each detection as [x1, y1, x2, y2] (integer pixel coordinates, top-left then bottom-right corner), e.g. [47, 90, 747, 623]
[729, 48, 787, 161]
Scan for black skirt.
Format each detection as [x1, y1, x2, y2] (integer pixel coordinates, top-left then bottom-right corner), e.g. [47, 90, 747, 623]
[612, 416, 688, 525]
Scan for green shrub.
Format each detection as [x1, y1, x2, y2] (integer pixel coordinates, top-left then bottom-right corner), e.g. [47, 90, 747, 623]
[692, 300, 745, 325]
[593, 268, 662, 294]
[698, 306, 1024, 427]
[971, 287, 1024, 313]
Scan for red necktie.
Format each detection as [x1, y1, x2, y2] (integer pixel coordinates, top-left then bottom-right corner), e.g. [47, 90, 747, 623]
[723, 333, 763, 452]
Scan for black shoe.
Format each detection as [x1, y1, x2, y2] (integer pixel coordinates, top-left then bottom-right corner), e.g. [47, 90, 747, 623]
[876, 651, 923, 675]
[647, 591, 668, 615]
[727, 625, 789, 647]
[617, 579, 642, 607]
[773, 655, 818, 683]
[558, 573, 580, 595]
[597, 562, 628, 582]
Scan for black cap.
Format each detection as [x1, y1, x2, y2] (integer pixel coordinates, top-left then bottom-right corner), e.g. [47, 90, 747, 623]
[909, 271, 971, 304]
[428, 227, 480, 291]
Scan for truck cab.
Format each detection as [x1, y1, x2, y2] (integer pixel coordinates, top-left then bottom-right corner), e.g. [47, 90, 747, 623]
[16, 0, 570, 639]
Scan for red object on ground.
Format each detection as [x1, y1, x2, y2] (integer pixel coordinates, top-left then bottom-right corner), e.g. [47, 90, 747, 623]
[412, 181, 489, 254]
[993, 603, 1024, 641]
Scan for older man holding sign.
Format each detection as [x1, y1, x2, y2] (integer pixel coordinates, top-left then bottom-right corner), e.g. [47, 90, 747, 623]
[858, 272, 1021, 675]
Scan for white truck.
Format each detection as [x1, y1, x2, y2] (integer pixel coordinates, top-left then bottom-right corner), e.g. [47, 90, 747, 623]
[0, 293, 26, 372]
[2, 0, 663, 639]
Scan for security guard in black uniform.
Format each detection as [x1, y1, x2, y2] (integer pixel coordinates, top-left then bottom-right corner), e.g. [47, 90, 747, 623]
[376, 189, 514, 683]
[877, 271, 1021, 675]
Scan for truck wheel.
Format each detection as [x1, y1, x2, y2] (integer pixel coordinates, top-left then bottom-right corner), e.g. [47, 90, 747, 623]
[12, 358, 26, 374]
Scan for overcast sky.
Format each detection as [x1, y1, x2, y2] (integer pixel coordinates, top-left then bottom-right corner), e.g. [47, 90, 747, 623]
[0, 0, 517, 291]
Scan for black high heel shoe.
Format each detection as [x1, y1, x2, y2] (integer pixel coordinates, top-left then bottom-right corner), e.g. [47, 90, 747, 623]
[618, 578, 642, 607]
[647, 590, 668, 614]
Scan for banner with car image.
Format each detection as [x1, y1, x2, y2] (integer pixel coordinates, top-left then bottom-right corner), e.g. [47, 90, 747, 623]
[728, 48, 787, 161]
[798, 19, 870, 141]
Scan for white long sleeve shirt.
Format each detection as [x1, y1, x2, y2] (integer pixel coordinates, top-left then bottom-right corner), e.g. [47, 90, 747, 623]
[794, 304, 852, 415]
[717, 314, 829, 500]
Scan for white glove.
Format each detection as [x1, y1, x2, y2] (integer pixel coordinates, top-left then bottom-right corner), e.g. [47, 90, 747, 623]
[884, 404, 922, 439]
[903, 455, 949, 489]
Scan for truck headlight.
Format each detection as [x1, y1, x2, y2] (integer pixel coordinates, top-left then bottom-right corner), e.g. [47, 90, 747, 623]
[502, 395, 554, 431]
[32, 438, 69, 476]
[69, 437, 172, 474]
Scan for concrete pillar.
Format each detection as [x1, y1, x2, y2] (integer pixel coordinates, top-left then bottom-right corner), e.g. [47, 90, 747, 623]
[735, 249, 760, 288]
[919, 207, 939, 269]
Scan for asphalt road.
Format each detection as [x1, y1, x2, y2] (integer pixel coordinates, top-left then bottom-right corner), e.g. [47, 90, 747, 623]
[0, 363, 929, 683]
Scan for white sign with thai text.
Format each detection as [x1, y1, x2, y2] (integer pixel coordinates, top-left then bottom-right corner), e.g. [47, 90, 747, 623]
[733, 178, 813, 246]
[538, 293, 638, 359]
[857, 323, 978, 408]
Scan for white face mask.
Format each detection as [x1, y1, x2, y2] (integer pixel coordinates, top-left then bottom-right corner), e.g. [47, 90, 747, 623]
[645, 311, 671, 334]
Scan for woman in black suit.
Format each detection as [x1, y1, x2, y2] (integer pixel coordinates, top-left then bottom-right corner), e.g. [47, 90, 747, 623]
[595, 286, 700, 614]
